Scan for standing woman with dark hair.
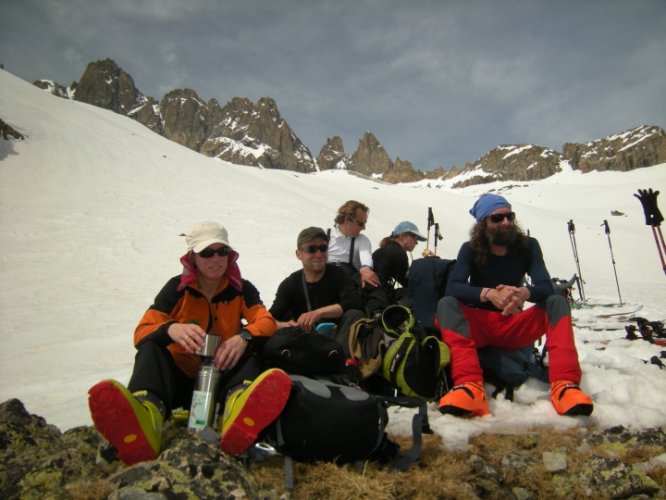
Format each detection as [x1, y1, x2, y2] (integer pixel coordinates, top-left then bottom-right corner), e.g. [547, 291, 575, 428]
[372, 221, 427, 303]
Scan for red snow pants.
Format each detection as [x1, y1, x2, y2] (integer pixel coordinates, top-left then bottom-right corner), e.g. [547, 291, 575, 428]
[436, 294, 582, 385]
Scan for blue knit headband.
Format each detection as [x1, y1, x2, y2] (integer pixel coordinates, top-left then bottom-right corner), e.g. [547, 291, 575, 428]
[469, 193, 511, 222]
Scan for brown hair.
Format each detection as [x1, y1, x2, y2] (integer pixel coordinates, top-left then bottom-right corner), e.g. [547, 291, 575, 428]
[334, 200, 369, 225]
[469, 219, 529, 267]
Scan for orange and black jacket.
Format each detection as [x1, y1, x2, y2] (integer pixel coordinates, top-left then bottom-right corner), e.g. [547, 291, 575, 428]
[134, 274, 276, 378]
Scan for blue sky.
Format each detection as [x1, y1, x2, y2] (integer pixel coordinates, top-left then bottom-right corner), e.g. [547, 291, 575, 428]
[1, 0, 664, 171]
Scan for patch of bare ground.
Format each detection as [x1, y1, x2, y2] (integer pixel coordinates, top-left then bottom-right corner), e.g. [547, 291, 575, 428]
[250, 426, 666, 499]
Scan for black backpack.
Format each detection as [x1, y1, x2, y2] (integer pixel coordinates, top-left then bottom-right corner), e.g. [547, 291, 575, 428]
[263, 326, 346, 376]
[266, 375, 390, 464]
[260, 375, 429, 490]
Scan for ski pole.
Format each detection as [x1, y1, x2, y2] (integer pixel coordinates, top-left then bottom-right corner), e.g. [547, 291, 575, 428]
[656, 224, 666, 258]
[650, 225, 666, 274]
[634, 188, 666, 276]
[433, 222, 443, 256]
[567, 219, 586, 301]
[601, 220, 622, 306]
[425, 207, 434, 252]
[423, 207, 435, 257]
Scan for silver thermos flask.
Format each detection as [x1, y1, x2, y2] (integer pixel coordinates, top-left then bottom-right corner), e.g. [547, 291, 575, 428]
[188, 335, 222, 431]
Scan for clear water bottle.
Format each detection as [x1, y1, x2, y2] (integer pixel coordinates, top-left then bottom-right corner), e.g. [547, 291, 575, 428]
[188, 359, 220, 431]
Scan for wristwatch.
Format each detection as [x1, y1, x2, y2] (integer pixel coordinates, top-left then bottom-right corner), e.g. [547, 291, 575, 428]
[238, 330, 253, 343]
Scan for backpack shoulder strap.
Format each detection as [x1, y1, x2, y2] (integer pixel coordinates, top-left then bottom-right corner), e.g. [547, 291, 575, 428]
[300, 272, 312, 312]
[374, 395, 429, 471]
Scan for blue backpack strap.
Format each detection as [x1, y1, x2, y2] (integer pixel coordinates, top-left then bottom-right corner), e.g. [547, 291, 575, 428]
[275, 420, 294, 491]
[376, 395, 429, 471]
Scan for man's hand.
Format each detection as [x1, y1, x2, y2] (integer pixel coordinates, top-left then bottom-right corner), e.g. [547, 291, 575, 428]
[167, 323, 206, 353]
[486, 285, 529, 316]
[296, 310, 323, 332]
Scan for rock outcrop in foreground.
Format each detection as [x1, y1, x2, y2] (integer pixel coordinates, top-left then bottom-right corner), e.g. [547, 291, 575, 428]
[0, 399, 266, 499]
[1, 398, 665, 499]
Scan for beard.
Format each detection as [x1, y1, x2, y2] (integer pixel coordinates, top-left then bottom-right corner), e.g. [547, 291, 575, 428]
[485, 224, 520, 247]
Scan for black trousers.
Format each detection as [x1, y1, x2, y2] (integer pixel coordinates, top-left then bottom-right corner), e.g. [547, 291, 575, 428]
[127, 340, 265, 416]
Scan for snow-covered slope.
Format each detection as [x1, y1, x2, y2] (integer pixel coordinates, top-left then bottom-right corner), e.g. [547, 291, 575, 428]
[1, 69, 665, 449]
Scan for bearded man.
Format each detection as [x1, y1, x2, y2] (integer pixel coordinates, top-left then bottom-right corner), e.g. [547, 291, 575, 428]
[436, 194, 593, 418]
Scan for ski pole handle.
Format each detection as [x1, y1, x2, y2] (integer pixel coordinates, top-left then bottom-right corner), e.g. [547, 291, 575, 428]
[634, 188, 664, 226]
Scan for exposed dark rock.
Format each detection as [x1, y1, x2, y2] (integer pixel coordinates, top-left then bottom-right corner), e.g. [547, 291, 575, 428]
[159, 88, 217, 151]
[348, 131, 393, 177]
[563, 125, 666, 173]
[32, 79, 70, 99]
[0, 399, 272, 499]
[382, 157, 424, 184]
[316, 136, 348, 171]
[73, 58, 143, 115]
[201, 96, 316, 172]
[451, 144, 562, 188]
[0, 118, 25, 140]
[1, 399, 665, 498]
[129, 95, 164, 135]
[27, 58, 666, 184]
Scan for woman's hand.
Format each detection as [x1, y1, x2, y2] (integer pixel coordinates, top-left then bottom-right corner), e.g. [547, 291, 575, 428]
[214, 335, 247, 371]
[167, 323, 206, 353]
[359, 266, 380, 288]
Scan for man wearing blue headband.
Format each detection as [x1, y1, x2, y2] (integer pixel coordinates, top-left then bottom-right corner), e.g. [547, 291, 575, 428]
[436, 193, 593, 418]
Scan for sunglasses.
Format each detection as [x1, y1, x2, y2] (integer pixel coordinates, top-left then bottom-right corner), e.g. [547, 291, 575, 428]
[487, 212, 516, 223]
[301, 244, 328, 254]
[197, 246, 231, 258]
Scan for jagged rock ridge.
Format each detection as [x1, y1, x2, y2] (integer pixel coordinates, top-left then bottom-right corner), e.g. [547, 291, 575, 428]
[451, 144, 563, 189]
[563, 125, 666, 173]
[31, 58, 666, 185]
[39, 58, 317, 173]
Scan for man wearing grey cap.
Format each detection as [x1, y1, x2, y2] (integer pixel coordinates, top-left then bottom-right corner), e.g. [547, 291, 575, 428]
[270, 227, 350, 332]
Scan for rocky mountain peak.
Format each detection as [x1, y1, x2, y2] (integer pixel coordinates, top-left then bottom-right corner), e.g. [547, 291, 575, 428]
[349, 131, 393, 177]
[200, 96, 315, 172]
[30, 58, 666, 185]
[449, 144, 562, 188]
[382, 157, 424, 184]
[316, 136, 347, 171]
[158, 88, 218, 151]
[32, 79, 70, 98]
[563, 125, 666, 172]
[73, 58, 142, 115]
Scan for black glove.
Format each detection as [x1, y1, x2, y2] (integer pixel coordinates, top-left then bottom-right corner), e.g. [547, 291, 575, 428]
[634, 188, 664, 226]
